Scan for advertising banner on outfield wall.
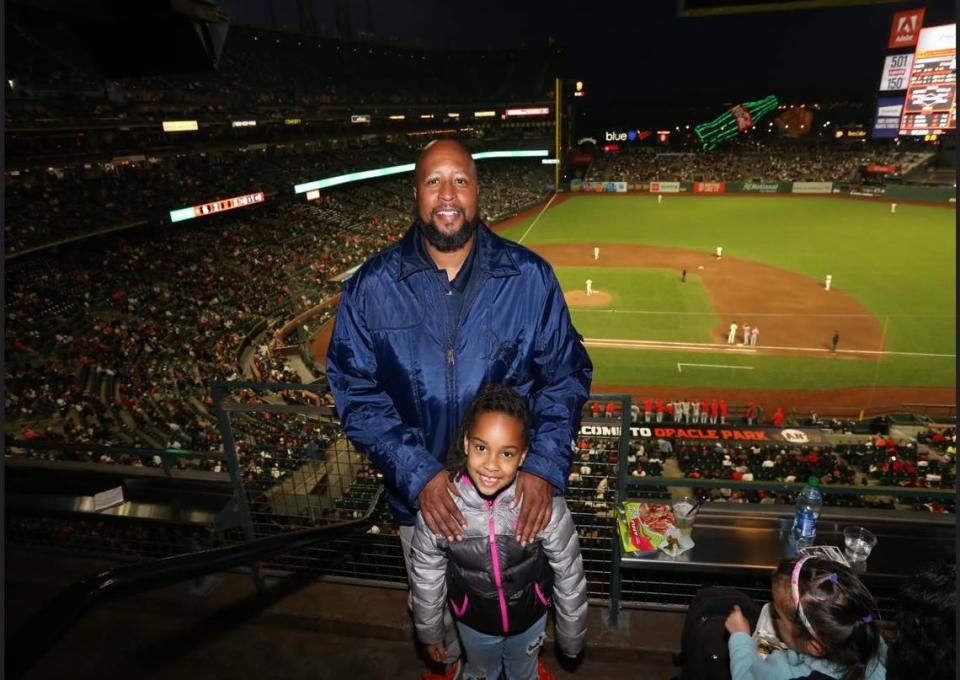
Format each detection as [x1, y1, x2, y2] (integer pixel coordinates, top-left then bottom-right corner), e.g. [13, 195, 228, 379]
[792, 181, 833, 194]
[694, 181, 726, 193]
[571, 180, 628, 192]
[579, 423, 826, 444]
[740, 181, 781, 193]
[629, 182, 650, 192]
[848, 184, 887, 198]
[649, 181, 681, 193]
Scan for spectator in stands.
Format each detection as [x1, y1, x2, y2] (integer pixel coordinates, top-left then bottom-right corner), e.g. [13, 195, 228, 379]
[886, 560, 956, 680]
[724, 556, 887, 680]
[326, 138, 591, 680]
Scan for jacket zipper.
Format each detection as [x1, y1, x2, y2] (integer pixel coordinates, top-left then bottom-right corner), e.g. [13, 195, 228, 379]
[487, 498, 510, 634]
[438, 265, 487, 442]
[428, 272, 458, 442]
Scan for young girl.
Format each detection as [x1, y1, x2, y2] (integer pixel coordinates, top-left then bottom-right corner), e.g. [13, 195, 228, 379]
[409, 383, 588, 680]
[725, 556, 888, 680]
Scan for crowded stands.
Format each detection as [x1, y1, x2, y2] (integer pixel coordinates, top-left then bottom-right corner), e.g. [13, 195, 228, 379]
[583, 140, 925, 183]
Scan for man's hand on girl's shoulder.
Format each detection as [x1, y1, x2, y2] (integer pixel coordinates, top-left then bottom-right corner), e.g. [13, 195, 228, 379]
[511, 471, 553, 546]
[418, 471, 465, 542]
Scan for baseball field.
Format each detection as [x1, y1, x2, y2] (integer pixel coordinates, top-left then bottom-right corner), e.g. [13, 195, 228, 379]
[495, 193, 956, 415]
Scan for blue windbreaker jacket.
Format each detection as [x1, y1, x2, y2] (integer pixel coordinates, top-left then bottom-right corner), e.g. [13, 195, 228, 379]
[326, 221, 593, 525]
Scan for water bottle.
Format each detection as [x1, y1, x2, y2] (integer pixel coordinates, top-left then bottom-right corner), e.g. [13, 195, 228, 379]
[791, 476, 822, 546]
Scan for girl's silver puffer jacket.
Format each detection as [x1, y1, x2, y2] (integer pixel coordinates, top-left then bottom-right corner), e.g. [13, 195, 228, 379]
[409, 473, 588, 656]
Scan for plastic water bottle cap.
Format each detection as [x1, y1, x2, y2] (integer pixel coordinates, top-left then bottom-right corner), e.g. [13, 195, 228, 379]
[808, 476, 820, 486]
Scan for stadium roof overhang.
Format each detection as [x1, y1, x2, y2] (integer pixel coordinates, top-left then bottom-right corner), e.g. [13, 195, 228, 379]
[677, 0, 903, 17]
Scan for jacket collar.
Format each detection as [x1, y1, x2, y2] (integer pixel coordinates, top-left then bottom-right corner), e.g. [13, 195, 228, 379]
[455, 471, 519, 509]
[397, 220, 519, 282]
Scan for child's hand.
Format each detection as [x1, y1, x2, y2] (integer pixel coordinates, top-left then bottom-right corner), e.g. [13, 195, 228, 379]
[725, 605, 752, 635]
[425, 642, 447, 665]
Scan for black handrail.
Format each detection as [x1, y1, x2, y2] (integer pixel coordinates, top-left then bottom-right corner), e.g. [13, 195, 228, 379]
[8, 487, 383, 679]
[5, 438, 227, 461]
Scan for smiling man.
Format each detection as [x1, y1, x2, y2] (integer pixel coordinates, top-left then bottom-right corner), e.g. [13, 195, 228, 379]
[327, 138, 592, 679]
[416, 139, 481, 257]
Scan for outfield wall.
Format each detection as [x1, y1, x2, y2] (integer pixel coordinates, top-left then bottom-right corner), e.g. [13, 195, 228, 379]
[567, 179, 956, 202]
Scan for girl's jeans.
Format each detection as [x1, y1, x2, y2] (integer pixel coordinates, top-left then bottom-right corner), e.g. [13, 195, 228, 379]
[456, 614, 547, 680]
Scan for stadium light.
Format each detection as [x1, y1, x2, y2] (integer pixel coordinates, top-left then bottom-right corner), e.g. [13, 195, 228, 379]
[295, 163, 416, 193]
[162, 120, 199, 132]
[472, 150, 549, 159]
[294, 150, 550, 194]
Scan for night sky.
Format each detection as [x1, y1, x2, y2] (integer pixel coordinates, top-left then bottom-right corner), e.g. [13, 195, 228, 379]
[220, 0, 956, 129]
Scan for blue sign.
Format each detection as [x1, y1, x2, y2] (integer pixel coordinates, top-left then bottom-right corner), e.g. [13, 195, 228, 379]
[872, 96, 904, 139]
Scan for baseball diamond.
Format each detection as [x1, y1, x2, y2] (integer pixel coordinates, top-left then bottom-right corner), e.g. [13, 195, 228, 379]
[500, 193, 955, 414]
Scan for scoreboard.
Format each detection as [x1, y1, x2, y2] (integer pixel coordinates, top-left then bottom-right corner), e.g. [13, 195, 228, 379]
[899, 24, 956, 136]
[879, 54, 913, 92]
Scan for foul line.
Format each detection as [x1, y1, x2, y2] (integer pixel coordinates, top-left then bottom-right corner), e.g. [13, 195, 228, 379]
[678, 363, 755, 373]
[583, 337, 955, 359]
[516, 192, 558, 244]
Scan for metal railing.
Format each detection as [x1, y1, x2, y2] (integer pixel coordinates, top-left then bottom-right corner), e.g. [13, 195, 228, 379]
[6, 387, 956, 656]
[7, 486, 382, 679]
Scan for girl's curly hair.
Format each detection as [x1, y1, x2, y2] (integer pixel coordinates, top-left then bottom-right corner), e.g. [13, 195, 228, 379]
[446, 383, 531, 476]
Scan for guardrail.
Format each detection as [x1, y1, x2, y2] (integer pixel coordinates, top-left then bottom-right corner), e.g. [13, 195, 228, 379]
[7, 486, 382, 679]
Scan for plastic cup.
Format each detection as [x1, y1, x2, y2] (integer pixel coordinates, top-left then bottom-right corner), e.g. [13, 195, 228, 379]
[672, 496, 698, 536]
[843, 526, 877, 562]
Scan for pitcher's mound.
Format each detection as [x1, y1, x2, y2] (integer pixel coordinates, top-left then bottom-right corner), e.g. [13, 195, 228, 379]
[565, 290, 612, 307]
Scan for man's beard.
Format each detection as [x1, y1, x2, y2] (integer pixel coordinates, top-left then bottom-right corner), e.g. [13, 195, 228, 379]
[418, 207, 481, 253]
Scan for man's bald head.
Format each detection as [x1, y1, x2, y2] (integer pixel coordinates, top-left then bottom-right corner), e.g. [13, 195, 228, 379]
[414, 139, 477, 187]
[413, 138, 481, 253]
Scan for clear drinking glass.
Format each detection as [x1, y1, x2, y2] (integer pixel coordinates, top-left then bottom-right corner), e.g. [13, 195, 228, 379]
[672, 496, 698, 536]
[843, 526, 877, 562]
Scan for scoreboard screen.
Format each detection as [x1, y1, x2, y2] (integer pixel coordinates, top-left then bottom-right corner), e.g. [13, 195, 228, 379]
[169, 191, 265, 223]
[899, 24, 956, 136]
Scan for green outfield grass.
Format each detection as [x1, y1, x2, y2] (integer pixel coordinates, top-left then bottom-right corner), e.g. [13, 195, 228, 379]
[500, 195, 956, 389]
[587, 347, 955, 390]
[553, 267, 717, 342]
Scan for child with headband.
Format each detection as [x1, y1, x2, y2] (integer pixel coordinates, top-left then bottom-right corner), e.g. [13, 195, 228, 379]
[725, 556, 888, 680]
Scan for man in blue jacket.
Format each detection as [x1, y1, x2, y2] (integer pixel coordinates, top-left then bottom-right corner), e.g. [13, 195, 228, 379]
[326, 139, 592, 678]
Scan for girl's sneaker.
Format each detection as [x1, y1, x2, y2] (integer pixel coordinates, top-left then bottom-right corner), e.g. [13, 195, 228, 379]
[537, 657, 557, 680]
[421, 658, 462, 680]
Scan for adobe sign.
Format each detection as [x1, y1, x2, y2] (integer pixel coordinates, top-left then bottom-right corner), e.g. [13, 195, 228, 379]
[888, 8, 925, 49]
